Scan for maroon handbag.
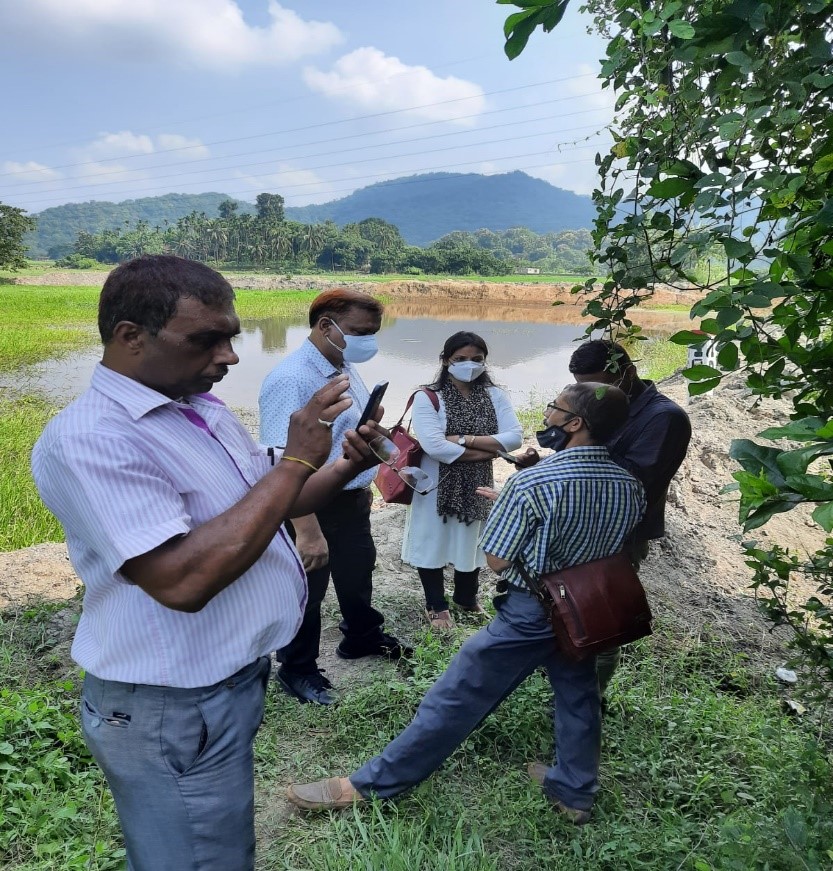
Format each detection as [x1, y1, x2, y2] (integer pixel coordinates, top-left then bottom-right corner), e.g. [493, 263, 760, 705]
[374, 389, 439, 505]
[516, 552, 652, 661]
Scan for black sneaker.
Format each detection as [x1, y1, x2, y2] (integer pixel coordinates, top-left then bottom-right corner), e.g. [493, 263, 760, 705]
[275, 668, 335, 705]
[336, 632, 413, 661]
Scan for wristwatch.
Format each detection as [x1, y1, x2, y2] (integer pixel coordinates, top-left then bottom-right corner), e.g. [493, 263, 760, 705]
[457, 435, 468, 446]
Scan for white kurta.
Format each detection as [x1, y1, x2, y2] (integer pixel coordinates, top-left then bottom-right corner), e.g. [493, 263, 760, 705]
[401, 386, 523, 571]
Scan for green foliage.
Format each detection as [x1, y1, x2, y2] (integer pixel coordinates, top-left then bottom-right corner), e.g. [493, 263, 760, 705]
[258, 623, 833, 869]
[501, 0, 833, 698]
[53, 253, 99, 270]
[0, 605, 123, 869]
[0, 202, 37, 271]
[0, 396, 64, 551]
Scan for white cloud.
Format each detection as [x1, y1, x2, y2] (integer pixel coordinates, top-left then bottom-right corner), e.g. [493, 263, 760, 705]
[303, 48, 486, 124]
[0, 161, 61, 182]
[565, 63, 615, 112]
[84, 132, 155, 159]
[0, 1, 342, 70]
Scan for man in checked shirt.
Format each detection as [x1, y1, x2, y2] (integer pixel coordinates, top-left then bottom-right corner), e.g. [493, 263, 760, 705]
[287, 381, 645, 825]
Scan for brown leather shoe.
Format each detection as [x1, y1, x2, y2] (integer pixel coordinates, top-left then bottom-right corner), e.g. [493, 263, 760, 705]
[287, 777, 364, 811]
[426, 608, 455, 630]
[527, 762, 592, 825]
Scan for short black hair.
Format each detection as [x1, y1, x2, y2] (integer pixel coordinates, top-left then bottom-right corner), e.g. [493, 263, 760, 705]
[98, 255, 235, 343]
[568, 340, 632, 376]
[560, 381, 629, 442]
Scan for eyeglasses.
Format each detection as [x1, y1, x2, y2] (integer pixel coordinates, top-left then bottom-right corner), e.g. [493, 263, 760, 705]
[368, 436, 442, 496]
[545, 402, 576, 416]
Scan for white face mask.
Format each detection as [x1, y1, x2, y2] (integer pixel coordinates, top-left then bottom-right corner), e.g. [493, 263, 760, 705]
[448, 360, 486, 382]
[326, 319, 379, 364]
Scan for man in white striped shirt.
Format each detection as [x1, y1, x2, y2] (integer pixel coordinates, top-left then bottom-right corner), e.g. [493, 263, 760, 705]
[31, 255, 382, 871]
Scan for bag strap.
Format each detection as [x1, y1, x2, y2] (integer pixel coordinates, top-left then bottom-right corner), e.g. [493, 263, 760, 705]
[394, 388, 440, 427]
[512, 560, 547, 601]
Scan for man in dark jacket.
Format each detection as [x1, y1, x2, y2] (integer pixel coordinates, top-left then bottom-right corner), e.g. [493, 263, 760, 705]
[568, 339, 691, 692]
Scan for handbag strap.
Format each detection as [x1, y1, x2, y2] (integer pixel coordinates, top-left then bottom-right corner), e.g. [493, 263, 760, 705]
[394, 388, 440, 428]
[511, 560, 548, 601]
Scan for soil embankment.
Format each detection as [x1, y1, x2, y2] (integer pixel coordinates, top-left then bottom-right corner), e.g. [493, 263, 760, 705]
[12, 270, 699, 308]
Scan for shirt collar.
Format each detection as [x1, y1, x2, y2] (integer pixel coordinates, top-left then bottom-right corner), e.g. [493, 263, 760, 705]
[302, 337, 353, 380]
[91, 363, 178, 421]
[542, 445, 610, 464]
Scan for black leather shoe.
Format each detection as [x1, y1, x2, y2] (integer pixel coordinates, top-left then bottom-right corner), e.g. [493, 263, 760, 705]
[275, 668, 335, 705]
[336, 632, 413, 661]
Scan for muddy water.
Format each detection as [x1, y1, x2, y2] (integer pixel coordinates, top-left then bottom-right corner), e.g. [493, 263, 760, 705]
[21, 298, 689, 424]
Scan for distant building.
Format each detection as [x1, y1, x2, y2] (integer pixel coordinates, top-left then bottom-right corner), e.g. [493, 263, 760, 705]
[518, 267, 541, 275]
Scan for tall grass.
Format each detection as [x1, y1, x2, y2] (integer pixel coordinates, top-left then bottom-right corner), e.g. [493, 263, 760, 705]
[0, 396, 63, 551]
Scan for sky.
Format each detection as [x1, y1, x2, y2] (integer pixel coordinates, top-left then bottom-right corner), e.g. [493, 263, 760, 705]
[0, 0, 615, 215]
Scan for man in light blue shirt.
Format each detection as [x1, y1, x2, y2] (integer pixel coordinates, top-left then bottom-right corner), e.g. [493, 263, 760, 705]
[32, 256, 382, 870]
[260, 288, 408, 706]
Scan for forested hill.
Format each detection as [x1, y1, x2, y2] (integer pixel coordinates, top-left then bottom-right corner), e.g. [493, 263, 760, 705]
[28, 171, 594, 257]
[28, 193, 255, 258]
[284, 172, 595, 245]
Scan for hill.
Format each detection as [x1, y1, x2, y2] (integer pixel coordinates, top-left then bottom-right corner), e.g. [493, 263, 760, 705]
[26, 172, 595, 257]
[27, 193, 255, 258]
[285, 171, 595, 245]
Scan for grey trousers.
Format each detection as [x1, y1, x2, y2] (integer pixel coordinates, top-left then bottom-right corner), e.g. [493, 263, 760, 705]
[350, 588, 601, 810]
[81, 657, 270, 871]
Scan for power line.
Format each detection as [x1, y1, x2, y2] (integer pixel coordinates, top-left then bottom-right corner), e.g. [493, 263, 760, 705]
[7, 120, 608, 202]
[0, 73, 598, 177]
[18, 146, 606, 210]
[1, 102, 611, 193]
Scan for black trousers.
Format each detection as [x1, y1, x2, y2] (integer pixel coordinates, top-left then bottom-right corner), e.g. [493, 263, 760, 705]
[279, 488, 384, 674]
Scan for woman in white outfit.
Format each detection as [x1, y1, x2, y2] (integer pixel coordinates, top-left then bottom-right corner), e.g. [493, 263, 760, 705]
[401, 331, 523, 629]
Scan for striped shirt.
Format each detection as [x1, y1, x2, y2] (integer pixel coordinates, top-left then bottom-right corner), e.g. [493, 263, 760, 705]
[479, 446, 646, 588]
[31, 364, 307, 688]
[259, 338, 374, 490]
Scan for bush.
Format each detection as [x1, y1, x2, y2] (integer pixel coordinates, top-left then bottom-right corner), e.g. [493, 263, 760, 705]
[54, 254, 99, 270]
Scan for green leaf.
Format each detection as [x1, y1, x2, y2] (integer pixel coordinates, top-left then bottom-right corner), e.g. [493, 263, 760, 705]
[812, 502, 833, 532]
[729, 440, 787, 487]
[683, 364, 722, 380]
[785, 474, 833, 501]
[669, 329, 710, 345]
[717, 342, 739, 369]
[667, 19, 695, 39]
[777, 444, 833, 477]
[724, 238, 755, 260]
[759, 418, 827, 441]
[688, 377, 722, 396]
[745, 500, 800, 531]
[648, 177, 693, 198]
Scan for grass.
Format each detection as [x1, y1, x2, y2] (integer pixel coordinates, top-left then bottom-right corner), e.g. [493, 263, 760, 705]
[0, 396, 64, 551]
[4, 595, 831, 870]
[634, 338, 689, 382]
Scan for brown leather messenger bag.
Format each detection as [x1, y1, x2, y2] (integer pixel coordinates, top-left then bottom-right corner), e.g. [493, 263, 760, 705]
[513, 552, 653, 661]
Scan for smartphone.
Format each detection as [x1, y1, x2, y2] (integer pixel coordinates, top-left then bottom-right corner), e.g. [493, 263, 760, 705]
[356, 381, 389, 429]
[495, 449, 522, 466]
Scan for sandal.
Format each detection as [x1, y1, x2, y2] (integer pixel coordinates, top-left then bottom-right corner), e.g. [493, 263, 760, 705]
[452, 600, 487, 616]
[425, 608, 455, 630]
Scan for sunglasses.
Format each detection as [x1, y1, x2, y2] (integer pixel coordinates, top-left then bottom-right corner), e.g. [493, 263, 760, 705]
[368, 436, 443, 496]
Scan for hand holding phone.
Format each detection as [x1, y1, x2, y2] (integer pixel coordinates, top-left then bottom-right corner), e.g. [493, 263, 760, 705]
[357, 381, 389, 429]
[494, 449, 522, 466]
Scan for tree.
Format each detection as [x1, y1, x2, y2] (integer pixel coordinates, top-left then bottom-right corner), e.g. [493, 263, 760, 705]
[218, 199, 239, 219]
[255, 193, 285, 222]
[501, 0, 833, 700]
[0, 202, 36, 270]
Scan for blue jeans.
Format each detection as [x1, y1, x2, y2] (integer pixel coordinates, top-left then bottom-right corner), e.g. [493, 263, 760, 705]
[81, 657, 270, 871]
[350, 589, 601, 810]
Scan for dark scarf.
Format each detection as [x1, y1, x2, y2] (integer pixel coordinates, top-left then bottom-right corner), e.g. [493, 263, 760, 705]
[436, 381, 498, 524]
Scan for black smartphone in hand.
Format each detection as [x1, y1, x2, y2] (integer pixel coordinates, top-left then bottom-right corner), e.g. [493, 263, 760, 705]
[495, 449, 522, 466]
[357, 381, 389, 429]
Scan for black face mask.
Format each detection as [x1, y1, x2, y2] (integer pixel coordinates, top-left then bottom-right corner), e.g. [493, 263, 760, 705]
[536, 423, 571, 451]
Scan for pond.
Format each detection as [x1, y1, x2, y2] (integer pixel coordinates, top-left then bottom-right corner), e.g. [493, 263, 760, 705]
[20, 299, 689, 424]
